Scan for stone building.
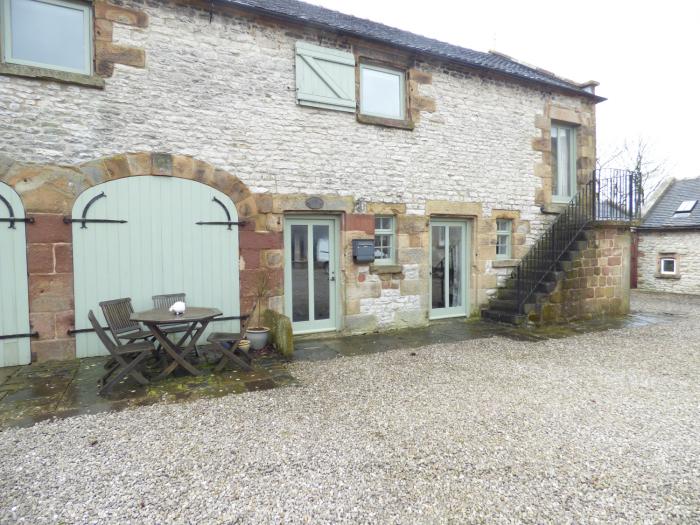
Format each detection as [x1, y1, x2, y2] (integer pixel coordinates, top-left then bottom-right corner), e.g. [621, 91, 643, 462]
[636, 177, 700, 295]
[0, 0, 607, 365]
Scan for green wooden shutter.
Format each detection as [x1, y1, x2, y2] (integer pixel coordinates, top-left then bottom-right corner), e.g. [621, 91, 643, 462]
[295, 41, 356, 112]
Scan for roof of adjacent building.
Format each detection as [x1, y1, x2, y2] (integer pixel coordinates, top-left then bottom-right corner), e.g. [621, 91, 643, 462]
[641, 177, 700, 229]
[223, 0, 602, 100]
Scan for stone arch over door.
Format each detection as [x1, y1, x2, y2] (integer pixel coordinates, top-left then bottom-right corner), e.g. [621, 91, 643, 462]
[0, 153, 258, 362]
[1, 152, 257, 221]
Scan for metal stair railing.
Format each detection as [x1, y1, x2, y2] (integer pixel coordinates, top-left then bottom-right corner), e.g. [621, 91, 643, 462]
[514, 169, 642, 313]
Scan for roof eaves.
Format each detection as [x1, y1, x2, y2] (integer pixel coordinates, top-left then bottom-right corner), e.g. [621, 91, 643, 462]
[636, 225, 700, 232]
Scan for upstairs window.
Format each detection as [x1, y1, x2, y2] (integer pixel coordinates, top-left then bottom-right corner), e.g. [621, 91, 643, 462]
[360, 64, 405, 120]
[551, 123, 577, 202]
[374, 216, 395, 264]
[1, 0, 93, 75]
[496, 219, 512, 260]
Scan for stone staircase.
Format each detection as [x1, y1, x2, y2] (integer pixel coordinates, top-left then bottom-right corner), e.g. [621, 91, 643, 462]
[481, 169, 642, 326]
[481, 229, 596, 325]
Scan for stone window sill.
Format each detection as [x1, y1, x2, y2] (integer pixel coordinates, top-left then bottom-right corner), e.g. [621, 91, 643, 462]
[492, 259, 518, 268]
[0, 62, 105, 89]
[370, 263, 403, 274]
[654, 273, 681, 280]
[541, 203, 568, 214]
[357, 113, 415, 130]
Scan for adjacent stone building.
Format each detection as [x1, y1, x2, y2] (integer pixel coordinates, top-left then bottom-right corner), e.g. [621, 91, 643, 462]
[636, 177, 700, 295]
[0, 0, 606, 363]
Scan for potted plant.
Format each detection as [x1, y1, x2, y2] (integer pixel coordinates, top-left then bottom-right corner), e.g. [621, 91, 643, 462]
[246, 273, 271, 351]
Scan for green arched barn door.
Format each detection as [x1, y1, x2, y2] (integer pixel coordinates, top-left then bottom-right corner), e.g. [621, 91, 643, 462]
[72, 176, 241, 358]
[0, 182, 31, 367]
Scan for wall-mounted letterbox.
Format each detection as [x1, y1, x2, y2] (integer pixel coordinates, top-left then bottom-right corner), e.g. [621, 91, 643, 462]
[352, 239, 375, 263]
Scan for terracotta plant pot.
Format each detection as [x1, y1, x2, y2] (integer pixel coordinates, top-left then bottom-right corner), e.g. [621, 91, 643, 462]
[247, 327, 270, 350]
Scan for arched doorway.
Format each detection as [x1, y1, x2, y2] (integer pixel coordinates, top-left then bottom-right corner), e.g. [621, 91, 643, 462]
[0, 182, 31, 367]
[72, 176, 241, 358]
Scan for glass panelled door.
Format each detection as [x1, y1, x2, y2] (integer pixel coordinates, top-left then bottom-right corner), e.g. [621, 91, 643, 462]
[284, 218, 338, 333]
[430, 220, 469, 319]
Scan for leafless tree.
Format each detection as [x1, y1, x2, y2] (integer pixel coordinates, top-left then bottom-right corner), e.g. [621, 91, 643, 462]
[597, 138, 668, 201]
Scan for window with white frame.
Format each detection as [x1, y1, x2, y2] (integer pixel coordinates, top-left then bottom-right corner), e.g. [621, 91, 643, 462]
[374, 216, 395, 263]
[660, 257, 677, 275]
[550, 123, 577, 201]
[496, 219, 512, 260]
[1, 0, 93, 75]
[360, 63, 405, 120]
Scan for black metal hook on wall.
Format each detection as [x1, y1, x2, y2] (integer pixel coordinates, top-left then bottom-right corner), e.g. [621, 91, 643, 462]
[0, 194, 34, 229]
[196, 196, 245, 229]
[63, 191, 127, 228]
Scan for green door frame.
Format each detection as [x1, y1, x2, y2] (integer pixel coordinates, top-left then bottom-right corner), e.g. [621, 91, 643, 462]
[283, 216, 340, 334]
[429, 219, 470, 320]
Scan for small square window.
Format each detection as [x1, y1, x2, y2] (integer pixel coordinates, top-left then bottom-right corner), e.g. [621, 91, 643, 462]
[496, 219, 512, 260]
[1, 0, 93, 75]
[660, 258, 676, 275]
[374, 216, 395, 263]
[360, 64, 405, 120]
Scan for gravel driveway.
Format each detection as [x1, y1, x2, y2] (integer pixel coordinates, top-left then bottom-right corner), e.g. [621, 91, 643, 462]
[1, 292, 699, 524]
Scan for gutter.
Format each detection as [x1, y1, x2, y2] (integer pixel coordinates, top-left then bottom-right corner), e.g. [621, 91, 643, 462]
[216, 0, 605, 104]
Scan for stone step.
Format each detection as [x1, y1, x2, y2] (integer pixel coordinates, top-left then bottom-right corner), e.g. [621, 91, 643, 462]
[543, 270, 565, 283]
[537, 280, 557, 293]
[557, 259, 572, 272]
[488, 298, 519, 312]
[572, 239, 589, 252]
[497, 288, 517, 300]
[501, 272, 560, 295]
[497, 288, 549, 303]
[559, 249, 581, 262]
[480, 308, 527, 325]
[577, 229, 596, 241]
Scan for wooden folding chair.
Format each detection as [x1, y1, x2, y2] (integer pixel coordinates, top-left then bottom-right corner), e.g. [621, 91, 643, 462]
[152, 293, 190, 335]
[152, 293, 186, 309]
[89, 310, 154, 395]
[100, 298, 153, 345]
[206, 301, 256, 372]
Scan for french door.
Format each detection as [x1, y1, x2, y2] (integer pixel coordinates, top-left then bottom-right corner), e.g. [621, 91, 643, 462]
[284, 217, 339, 334]
[430, 220, 470, 319]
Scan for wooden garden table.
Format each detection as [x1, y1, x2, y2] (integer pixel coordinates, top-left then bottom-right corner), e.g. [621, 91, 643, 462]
[131, 307, 222, 379]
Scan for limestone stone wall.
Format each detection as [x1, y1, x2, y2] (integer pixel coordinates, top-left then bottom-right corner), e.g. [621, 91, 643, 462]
[528, 225, 632, 324]
[637, 230, 700, 295]
[0, 0, 595, 217]
[0, 0, 601, 358]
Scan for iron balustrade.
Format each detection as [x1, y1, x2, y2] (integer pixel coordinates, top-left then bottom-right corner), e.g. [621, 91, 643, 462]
[514, 169, 642, 314]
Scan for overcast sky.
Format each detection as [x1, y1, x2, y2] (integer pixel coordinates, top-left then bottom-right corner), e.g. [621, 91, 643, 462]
[310, 0, 699, 180]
